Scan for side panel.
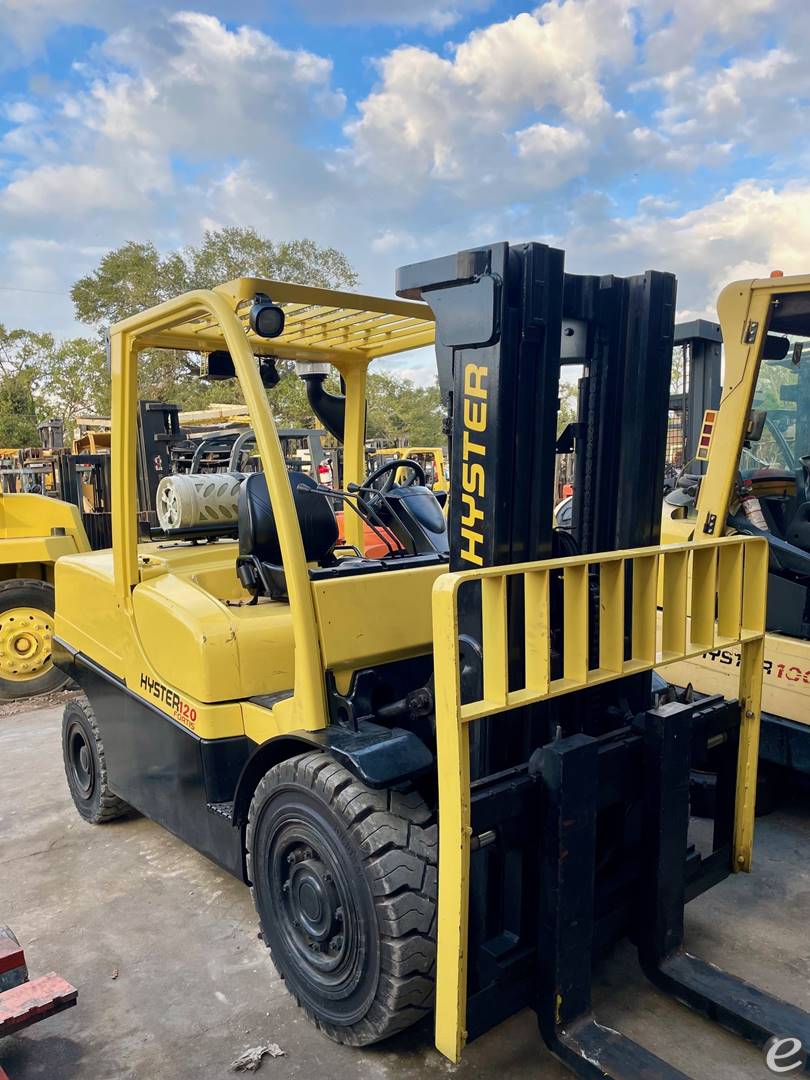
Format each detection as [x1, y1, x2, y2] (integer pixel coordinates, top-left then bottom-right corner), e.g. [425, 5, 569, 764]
[0, 492, 89, 548]
[61, 649, 249, 879]
[312, 563, 444, 670]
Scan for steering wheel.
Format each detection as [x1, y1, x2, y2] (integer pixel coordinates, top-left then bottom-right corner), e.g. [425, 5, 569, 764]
[362, 457, 426, 494]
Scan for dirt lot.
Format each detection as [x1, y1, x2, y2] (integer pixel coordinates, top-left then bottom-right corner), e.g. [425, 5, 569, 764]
[2, 699, 809, 1079]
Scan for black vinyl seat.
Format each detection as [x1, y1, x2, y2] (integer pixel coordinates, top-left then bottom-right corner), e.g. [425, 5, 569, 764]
[237, 471, 338, 599]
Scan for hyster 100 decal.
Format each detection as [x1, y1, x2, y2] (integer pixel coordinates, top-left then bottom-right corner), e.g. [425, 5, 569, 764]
[139, 673, 198, 729]
[703, 649, 810, 685]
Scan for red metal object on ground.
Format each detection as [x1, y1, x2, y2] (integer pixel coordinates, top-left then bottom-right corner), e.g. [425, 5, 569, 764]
[0, 937, 26, 983]
[0, 972, 78, 1036]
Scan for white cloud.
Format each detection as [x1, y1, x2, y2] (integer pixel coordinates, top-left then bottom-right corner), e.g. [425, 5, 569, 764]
[640, 0, 792, 73]
[452, 2, 633, 118]
[371, 229, 418, 254]
[343, 0, 639, 214]
[0, 162, 154, 216]
[0, 1, 264, 60]
[82, 13, 346, 158]
[4, 101, 41, 123]
[561, 180, 810, 315]
[0, 0, 808, 368]
[654, 46, 810, 152]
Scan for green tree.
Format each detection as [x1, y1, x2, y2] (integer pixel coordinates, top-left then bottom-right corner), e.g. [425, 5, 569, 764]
[366, 372, 443, 444]
[42, 337, 109, 423]
[0, 373, 38, 448]
[0, 324, 108, 436]
[557, 378, 578, 437]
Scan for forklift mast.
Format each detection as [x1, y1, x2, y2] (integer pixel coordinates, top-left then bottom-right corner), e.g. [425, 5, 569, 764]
[399, 243, 676, 738]
[397, 244, 806, 1077]
[672, 319, 722, 470]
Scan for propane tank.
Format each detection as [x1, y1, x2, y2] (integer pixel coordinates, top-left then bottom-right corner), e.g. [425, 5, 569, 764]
[156, 472, 246, 530]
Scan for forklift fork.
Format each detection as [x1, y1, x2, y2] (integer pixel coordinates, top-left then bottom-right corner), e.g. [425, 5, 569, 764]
[638, 702, 810, 1070]
[536, 732, 689, 1080]
[535, 704, 810, 1079]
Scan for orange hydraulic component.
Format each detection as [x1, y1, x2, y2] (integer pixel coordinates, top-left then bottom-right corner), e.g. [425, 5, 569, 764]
[335, 511, 400, 559]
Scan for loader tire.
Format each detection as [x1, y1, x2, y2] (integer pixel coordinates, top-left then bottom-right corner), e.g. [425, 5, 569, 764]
[62, 696, 129, 824]
[0, 579, 67, 700]
[246, 751, 437, 1046]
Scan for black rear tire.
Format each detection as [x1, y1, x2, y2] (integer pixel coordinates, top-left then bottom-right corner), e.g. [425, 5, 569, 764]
[62, 696, 130, 824]
[0, 579, 67, 700]
[246, 751, 437, 1046]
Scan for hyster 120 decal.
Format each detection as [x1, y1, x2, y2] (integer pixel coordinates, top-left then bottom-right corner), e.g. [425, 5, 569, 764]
[139, 673, 198, 730]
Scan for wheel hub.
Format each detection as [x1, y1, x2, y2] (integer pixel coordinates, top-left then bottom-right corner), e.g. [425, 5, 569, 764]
[287, 852, 341, 945]
[277, 839, 350, 971]
[67, 723, 94, 797]
[0, 607, 53, 680]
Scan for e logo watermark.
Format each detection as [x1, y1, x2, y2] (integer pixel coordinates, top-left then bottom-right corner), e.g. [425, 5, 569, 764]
[764, 1036, 807, 1074]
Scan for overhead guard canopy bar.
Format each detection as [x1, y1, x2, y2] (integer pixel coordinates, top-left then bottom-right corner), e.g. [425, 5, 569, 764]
[133, 277, 437, 365]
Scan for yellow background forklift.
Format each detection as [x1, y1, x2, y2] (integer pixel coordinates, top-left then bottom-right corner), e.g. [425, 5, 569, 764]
[663, 274, 810, 779]
[0, 492, 89, 699]
[368, 446, 449, 493]
[53, 250, 809, 1078]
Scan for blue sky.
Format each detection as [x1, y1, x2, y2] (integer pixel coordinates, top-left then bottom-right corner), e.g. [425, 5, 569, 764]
[0, 0, 808, 382]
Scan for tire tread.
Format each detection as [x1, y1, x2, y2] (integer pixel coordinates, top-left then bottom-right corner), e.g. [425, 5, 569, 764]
[246, 751, 436, 1047]
[62, 696, 129, 823]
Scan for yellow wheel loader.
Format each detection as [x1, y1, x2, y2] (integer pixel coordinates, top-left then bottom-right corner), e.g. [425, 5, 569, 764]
[0, 492, 89, 699]
[662, 274, 810, 780]
[53, 249, 810, 1078]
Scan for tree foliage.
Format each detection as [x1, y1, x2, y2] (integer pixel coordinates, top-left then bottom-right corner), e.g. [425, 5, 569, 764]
[0, 324, 108, 441]
[0, 374, 39, 448]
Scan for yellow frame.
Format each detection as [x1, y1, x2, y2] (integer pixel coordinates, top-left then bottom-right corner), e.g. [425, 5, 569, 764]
[430, 534, 767, 1063]
[695, 272, 810, 535]
[662, 272, 810, 731]
[108, 278, 435, 730]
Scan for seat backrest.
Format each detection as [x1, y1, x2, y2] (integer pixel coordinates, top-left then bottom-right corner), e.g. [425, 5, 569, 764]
[238, 470, 338, 567]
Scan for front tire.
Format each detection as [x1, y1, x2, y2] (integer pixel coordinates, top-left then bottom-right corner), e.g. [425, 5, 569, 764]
[0, 579, 67, 700]
[62, 697, 129, 823]
[246, 752, 437, 1046]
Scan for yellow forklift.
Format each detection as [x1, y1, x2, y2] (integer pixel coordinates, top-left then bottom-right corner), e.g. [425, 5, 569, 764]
[0, 491, 89, 699]
[53, 251, 809, 1077]
[663, 274, 810, 779]
[368, 446, 449, 493]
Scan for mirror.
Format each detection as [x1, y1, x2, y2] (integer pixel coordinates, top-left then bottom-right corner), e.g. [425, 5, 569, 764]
[746, 408, 767, 442]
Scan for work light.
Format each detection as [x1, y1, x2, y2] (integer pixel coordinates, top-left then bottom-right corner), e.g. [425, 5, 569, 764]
[249, 293, 285, 338]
